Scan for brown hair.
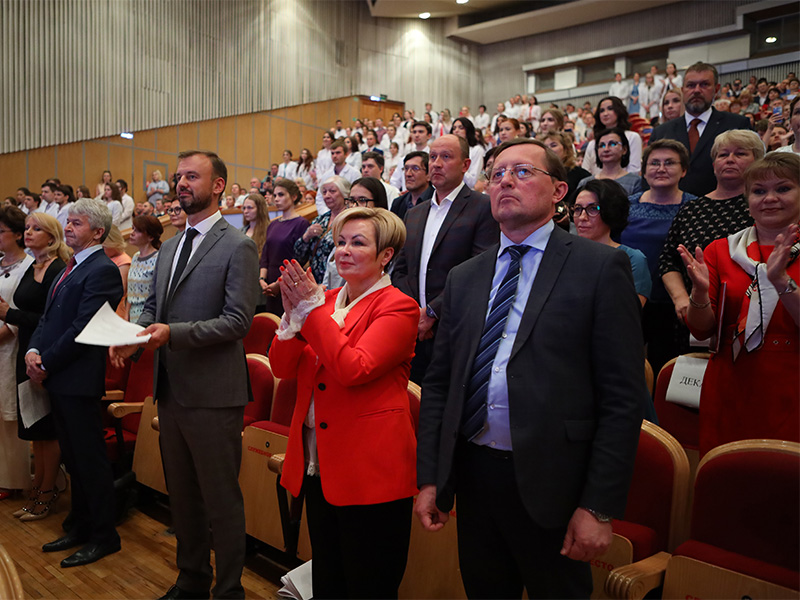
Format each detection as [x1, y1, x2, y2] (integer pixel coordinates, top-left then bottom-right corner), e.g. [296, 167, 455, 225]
[132, 215, 164, 249]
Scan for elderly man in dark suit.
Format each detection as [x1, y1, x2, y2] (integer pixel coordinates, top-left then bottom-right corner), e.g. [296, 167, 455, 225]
[26, 199, 124, 568]
[415, 139, 645, 598]
[392, 134, 499, 384]
[112, 150, 259, 599]
[649, 61, 751, 197]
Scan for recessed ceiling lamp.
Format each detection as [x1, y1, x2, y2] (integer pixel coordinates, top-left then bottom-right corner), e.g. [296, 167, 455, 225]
[419, 12, 431, 19]
[765, 36, 777, 43]
[456, 0, 469, 4]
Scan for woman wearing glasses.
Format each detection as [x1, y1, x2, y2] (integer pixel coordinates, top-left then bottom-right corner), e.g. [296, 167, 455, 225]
[621, 139, 698, 369]
[574, 180, 650, 305]
[322, 177, 388, 291]
[259, 179, 309, 316]
[581, 96, 643, 176]
[577, 128, 643, 196]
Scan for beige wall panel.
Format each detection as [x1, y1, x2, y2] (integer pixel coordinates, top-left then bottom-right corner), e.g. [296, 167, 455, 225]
[286, 122, 302, 157]
[135, 131, 157, 153]
[301, 104, 316, 130]
[0, 152, 27, 199]
[110, 144, 135, 187]
[235, 115, 254, 167]
[155, 127, 178, 154]
[83, 143, 109, 188]
[285, 106, 302, 126]
[197, 121, 218, 154]
[56, 143, 85, 188]
[269, 120, 286, 169]
[217, 118, 237, 166]
[28, 147, 58, 192]
[154, 153, 177, 180]
[177, 123, 200, 151]
[252, 114, 270, 170]
[300, 126, 321, 155]
[133, 149, 158, 201]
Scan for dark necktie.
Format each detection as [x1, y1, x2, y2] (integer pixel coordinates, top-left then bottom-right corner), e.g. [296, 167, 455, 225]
[461, 245, 530, 442]
[688, 118, 701, 154]
[167, 228, 198, 303]
[51, 256, 76, 298]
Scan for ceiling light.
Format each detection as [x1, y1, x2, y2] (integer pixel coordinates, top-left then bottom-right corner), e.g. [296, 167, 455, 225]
[120, 132, 133, 139]
[765, 36, 777, 43]
[419, 12, 430, 19]
[456, 0, 469, 4]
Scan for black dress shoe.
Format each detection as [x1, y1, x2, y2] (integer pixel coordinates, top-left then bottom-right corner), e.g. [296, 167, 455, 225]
[42, 533, 88, 553]
[60, 541, 121, 568]
[159, 584, 210, 599]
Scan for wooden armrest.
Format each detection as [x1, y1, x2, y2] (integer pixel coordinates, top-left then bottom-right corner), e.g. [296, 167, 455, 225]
[151, 416, 160, 432]
[102, 390, 125, 402]
[268, 453, 285, 475]
[605, 551, 671, 599]
[108, 401, 145, 419]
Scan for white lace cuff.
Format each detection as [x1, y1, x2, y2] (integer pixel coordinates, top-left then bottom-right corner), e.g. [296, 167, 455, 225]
[275, 288, 326, 340]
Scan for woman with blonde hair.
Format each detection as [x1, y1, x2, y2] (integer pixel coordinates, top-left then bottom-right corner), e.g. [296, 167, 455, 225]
[241, 193, 270, 254]
[94, 170, 112, 199]
[145, 169, 169, 208]
[103, 225, 131, 318]
[0, 212, 70, 520]
[540, 130, 590, 206]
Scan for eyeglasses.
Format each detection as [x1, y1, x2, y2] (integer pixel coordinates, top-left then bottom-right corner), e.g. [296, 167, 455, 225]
[598, 141, 620, 149]
[572, 204, 601, 217]
[166, 207, 182, 215]
[646, 159, 681, 169]
[403, 165, 423, 173]
[490, 164, 555, 184]
[345, 197, 374, 208]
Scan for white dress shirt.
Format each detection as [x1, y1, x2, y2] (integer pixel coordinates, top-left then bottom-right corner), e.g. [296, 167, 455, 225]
[473, 112, 490, 131]
[278, 161, 298, 181]
[418, 181, 465, 308]
[169, 211, 222, 286]
[684, 106, 713, 140]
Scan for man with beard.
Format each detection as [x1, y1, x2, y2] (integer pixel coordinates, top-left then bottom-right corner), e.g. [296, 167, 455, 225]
[111, 150, 259, 599]
[649, 62, 751, 197]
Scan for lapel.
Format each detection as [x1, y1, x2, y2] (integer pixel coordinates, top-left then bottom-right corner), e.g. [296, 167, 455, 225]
[157, 234, 180, 306]
[43, 249, 102, 314]
[430, 185, 470, 256]
[509, 227, 571, 362]
[171, 218, 227, 296]
[409, 201, 432, 265]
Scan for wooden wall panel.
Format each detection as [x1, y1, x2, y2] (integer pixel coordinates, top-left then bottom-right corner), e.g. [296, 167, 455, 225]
[155, 127, 178, 154]
[197, 121, 218, 153]
[83, 143, 109, 188]
[109, 144, 134, 187]
[56, 143, 85, 187]
[135, 130, 157, 153]
[28, 147, 58, 190]
[286, 122, 302, 156]
[0, 152, 28, 198]
[301, 104, 316, 131]
[300, 126, 320, 155]
[269, 119, 285, 171]
[217, 118, 237, 166]
[132, 149, 154, 202]
[154, 154, 177, 180]
[252, 114, 270, 170]
[177, 123, 199, 151]
[235, 115, 254, 167]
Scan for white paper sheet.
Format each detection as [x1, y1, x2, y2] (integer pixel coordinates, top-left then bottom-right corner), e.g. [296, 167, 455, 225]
[18, 379, 51, 429]
[278, 560, 313, 600]
[665, 355, 709, 409]
[75, 302, 152, 347]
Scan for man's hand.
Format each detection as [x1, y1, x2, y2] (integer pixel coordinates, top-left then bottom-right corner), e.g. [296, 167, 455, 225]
[25, 352, 47, 384]
[414, 485, 449, 532]
[418, 307, 436, 341]
[560, 507, 613, 562]
[141, 323, 171, 349]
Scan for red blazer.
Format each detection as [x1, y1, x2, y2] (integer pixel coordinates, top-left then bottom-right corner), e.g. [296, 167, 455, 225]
[269, 285, 420, 506]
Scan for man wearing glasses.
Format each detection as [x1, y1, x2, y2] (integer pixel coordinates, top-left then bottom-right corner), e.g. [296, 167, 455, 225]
[390, 151, 432, 220]
[415, 138, 644, 598]
[393, 134, 498, 383]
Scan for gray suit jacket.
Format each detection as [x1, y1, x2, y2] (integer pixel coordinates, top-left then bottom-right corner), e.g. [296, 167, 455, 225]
[139, 217, 260, 408]
[417, 226, 645, 528]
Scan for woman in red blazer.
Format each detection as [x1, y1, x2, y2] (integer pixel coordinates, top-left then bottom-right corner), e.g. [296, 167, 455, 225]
[269, 207, 419, 599]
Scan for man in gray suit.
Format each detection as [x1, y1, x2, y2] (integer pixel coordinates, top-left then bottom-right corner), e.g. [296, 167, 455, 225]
[112, 150, 259, 599]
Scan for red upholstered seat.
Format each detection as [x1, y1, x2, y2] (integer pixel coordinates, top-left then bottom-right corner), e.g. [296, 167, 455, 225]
[105, 354, 132, 391]
[612, 519, 659, 564]
[243, 312, 281, 356]
[244, 354, 275, 429]
[690, 444, 799, 581]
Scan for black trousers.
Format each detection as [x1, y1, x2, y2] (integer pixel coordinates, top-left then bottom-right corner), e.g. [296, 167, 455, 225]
[455, 441, 592, 599]
[410, 337, 435, 386]
[303, 475, 412, 599]
[50, 393, 119, 546]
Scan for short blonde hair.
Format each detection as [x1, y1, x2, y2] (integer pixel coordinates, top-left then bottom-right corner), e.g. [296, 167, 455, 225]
[711, 129, 766, 161]
[26, 212, 71, 262]
[102, 225, 127, 254]
[331, 207, 406, 265]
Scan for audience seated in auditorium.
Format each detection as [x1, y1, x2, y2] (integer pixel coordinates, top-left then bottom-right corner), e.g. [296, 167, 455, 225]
[582, 97, 643, 176]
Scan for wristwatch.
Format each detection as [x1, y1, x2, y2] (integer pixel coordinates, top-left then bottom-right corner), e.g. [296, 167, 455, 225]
[426, 305, 437, 319]
[777, 277, 797, 297]
[583, 507, 613, 523]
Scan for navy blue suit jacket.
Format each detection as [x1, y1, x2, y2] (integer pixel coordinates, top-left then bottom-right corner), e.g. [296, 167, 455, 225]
[29, 248, 124, 397]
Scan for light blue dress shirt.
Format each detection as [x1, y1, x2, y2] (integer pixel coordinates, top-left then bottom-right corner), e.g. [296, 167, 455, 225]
[473, 220, 554, 451]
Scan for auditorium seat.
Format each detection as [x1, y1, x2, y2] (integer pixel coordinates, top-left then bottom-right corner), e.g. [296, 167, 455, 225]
[243, 354, 275, 428]
[243, 312, 282, 356]
[661, 439, 800, 598]
[0, 543, 23, 600]
[593, 420, 690, 599]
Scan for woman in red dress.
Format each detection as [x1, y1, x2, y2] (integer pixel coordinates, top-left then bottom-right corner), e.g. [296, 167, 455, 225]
[679, 152, 799, 455]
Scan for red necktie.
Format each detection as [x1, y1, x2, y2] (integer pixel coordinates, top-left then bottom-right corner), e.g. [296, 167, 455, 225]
[51, 256, 76, 298]
[688, 118, 701, 154]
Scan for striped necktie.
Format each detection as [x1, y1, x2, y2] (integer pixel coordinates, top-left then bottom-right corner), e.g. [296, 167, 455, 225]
[461, 245, 530, 441]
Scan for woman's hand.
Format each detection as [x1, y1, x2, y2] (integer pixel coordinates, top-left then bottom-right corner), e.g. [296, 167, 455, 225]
[0, 295, 9, 320]
[678, 244, 710, 296]
[767, 223, 799, 289]
[262, 281, 280, 298]
[280, 260, 321, 305]
[303, 223, 323, 242]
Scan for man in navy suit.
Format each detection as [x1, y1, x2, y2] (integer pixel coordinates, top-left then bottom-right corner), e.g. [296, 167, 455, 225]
[392, 134, 499, 384]
[649, 62, 751, 197]
[415, 139, 644, 598]
[26, 198, 124, 568]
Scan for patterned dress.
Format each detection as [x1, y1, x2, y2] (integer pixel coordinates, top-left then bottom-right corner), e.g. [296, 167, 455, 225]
[293, 212, 334, 283]
[127, 250, 159, 323]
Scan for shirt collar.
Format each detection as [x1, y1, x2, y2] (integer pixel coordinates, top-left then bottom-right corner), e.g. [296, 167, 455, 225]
[73, 244, 104, 265]
[498, 220, 554, 256]
[685, 106, 713, 128]
[432, 181, 465, 206]
[188, 210, 222, 236]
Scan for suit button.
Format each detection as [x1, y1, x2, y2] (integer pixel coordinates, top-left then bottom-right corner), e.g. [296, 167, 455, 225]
[320, 422, 328, 429]
[318, 383, 326, 391]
